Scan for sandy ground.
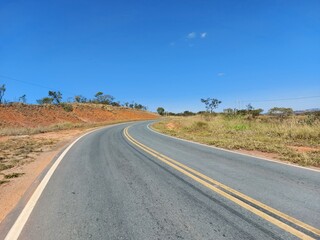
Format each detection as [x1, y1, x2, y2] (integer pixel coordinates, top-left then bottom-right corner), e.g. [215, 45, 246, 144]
[0, 128, 89, 223]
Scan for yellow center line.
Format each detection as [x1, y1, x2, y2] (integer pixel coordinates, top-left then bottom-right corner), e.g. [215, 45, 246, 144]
[126, 128, 320, 236]
[123, 126, 319, 240]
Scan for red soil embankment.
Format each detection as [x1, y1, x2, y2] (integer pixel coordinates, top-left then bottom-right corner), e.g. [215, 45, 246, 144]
[0, 103, 158, 128]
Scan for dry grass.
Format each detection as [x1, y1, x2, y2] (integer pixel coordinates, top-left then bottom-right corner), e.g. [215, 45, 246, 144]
[0, 120, 133, 137]
[153, 115, 320, 167]
[0, 137, 57, 183]
[0, 122, 93, 136]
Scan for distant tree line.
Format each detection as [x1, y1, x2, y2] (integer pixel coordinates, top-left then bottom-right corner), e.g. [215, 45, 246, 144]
[0, 83, 148, 111]
[0, 84, 318, 118]
[36, 91, 147, 110]
[156, 97, 319, 119]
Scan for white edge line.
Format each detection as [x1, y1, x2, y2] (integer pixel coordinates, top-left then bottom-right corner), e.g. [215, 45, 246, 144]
[4, 122, 129, 240]
[147, 123, 320, 173]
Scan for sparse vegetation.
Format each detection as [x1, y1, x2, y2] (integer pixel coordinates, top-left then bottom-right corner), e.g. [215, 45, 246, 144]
[201, 98, 221, 113]
[0, 84, 6, 104]
[0, 137, 56, 183]
[0, 180, 9, 185]
[36, 97, 54, 105]
[268, 107, 294, 118]
[60, 102, 74, 112]
[74, 95, 87, 103]
[94, 92, 114, 104]
[157, 107, 165, 116]
[153, 114, 320, 167]
[48, 91, 62, 104]
[19, 94, 27, 103]
[4, 172, 25, 179]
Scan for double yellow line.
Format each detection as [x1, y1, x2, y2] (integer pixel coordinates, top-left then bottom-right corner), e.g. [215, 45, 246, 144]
[124, 126, 319, 239]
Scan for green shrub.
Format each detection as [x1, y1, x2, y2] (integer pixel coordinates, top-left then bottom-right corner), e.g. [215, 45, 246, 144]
[233, 124, 248, 131]
[60, 103, 73, 112]
[192, 121, 209, 130]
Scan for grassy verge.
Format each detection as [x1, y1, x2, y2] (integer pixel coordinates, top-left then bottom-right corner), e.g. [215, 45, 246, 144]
[0, 122, 87, 136]
[152, 115, 320, 167]
[0, 119, 146, 136]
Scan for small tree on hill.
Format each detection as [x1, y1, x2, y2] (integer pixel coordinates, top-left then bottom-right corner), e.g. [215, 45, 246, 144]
[0, 84, 6, 104]
[157, 107, 165, 116]
[19, 94, 27, 103]
[94, 92, 114, 104]
[48, 91, 62, 104]
[134, 103, 147, 110]
[124, 102, 129, 107]
[201, 98, 221, 113]
[37, 97, 54, 104]
[74, 95, 87, 103]
[94, 92, 103, 101]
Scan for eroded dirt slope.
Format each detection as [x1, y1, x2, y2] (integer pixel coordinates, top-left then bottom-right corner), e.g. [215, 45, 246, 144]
[0, 103, 157, 128]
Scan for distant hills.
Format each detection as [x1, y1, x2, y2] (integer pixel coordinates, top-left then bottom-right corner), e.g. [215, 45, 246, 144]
[294, 108, 320, 114]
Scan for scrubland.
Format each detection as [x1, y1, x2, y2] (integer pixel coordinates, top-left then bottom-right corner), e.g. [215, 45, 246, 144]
[153, 114, 320, 167]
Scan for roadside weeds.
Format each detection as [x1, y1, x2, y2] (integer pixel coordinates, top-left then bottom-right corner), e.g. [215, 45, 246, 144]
[152, 116, 320, 167]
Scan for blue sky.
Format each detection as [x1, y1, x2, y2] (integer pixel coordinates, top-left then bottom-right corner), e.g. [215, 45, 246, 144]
[1, 0, 319, 112]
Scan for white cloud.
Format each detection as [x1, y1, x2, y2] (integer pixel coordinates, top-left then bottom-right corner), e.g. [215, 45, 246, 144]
[200, 32, 207, 38]
[187, 32, 196, 39]
[217, 72, 225, 77]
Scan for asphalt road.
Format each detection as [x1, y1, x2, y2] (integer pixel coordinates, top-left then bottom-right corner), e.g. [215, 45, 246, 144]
[3, 121, 320, 240]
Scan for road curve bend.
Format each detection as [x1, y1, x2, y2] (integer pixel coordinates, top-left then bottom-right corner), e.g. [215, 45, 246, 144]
[2, 121, 320, 240]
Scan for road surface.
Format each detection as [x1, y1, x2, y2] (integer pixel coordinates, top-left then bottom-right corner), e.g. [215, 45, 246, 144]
[2, 121, 320, 239]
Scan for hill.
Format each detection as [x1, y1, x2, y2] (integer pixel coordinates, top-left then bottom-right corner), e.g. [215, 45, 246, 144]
[0, 103, 158, 133]
[0, 103, 158, 221]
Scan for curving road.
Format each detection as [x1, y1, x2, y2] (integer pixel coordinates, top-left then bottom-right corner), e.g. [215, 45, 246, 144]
[2, 121, 320, 240]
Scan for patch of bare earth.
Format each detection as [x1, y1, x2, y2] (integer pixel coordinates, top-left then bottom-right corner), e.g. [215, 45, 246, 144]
[166, 122, 178, 130]
[0, 128, 90, 223]
[288, 146, 320, 153]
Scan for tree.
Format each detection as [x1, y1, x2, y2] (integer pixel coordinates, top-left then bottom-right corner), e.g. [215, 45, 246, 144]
[223, 108, 234, 114]
[94, 92, 114, 104]
[133, 103, 147, 110]
[157, 107, 165, 116]
[37, 97, 54, 104]
[245, 104, 263, 117]
[48, 91, 62, 104]
[95, 91, 103, 99]
[182, 110, 196, 116]
[201, 98, 221, 113]
[0, 84, 6, 104]
[268, 107, 293, 117]
[246, 103, 254, 111]
[19, 94, 27, 103]
[111, 101, 121, 107]
[251, 108, 263, 117]
[74, 95, 87, 103]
